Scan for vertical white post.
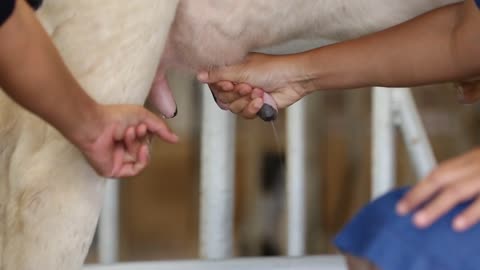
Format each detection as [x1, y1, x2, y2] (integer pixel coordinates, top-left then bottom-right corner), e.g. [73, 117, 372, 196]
[304, 93, 326, 253]
[286, 99, 306, 256]
[372, 87, 396, 199]
[392, 88, 437, 179]
[200, 85, 236, 259]
[98, 180, 120, 264]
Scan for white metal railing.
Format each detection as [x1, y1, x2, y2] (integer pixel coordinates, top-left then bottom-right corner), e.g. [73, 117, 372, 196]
[199, 88, 237, 259]
[372, 88, 396, 199]
[392, 89, 436, 179]
[286, 99, 307, 256]
[372, 88, 437, 199]
[93, 86, 438, 269]
[93, 39, 438, 268]
[98, 180, 120, 264]
[85, 255, 347, 270]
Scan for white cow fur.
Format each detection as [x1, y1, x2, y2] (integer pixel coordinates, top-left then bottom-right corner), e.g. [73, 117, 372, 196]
[0, 0, 460, 269]
[164, 0, 460, 70]
[0, 1, 178, 269]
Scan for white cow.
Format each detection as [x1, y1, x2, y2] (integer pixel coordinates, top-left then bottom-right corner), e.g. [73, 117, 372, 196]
[0, 1, 178, 269]
[0, 0, 459, 269]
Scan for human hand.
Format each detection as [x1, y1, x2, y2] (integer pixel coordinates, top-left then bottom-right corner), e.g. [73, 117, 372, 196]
[397, 148, 480, 232]
[69, 104, 178, 178]
[197, 53, 309, 119]
[207, 81, 275, 119]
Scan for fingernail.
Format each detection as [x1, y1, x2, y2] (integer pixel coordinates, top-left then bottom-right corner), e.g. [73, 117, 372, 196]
[197, 72, 209, 82]
[453, 218, 467, 232]
[251, 88, 264, 99]
[254, 99, 263, 110]
[414, 212, 429, 228]
[396, 202, 408, 216]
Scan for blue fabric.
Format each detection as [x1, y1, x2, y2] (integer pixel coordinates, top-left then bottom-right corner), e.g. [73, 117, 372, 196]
[334, 187, 480, 270]
[476, 0, 480, 9]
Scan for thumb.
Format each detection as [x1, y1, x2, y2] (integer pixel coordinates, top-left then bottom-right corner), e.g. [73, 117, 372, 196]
[197, 66, 243, 84]
[141, 110, 179, 144]
[110, 142, 125, 177]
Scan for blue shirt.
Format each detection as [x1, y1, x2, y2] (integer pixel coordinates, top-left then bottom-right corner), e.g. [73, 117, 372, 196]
[335, 187, 480, 270]
[476, 0, 480, 9]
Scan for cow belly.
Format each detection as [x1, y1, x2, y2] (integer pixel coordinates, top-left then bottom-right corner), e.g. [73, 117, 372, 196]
[38, 0, 179, 104]
[166, 0, 460, 70]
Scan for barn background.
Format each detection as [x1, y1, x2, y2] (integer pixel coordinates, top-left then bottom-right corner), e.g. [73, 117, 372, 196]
[86, 71, 479, 262]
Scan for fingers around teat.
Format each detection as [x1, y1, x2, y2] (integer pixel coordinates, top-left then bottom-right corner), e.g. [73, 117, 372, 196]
[251, 88, 265, 99]
[229, 96, 253, 114]
[217, 81, 235, 91]
[241, 98, 264, 119]
[136, 124, 148, 138]
[214, 90, 243, 104]
[234, 83, 254, 96]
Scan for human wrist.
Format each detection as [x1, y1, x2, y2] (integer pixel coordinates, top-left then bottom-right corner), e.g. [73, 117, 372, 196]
[63, 95, 104, 149]
[287, 52, 325, 95]
[290, 46, 372, 93]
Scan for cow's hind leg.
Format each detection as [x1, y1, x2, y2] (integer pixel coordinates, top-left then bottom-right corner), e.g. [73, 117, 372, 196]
[1, 113, 105, 270]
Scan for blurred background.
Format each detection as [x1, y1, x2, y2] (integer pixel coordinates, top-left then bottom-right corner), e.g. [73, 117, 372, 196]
[86, 70, 479, 263]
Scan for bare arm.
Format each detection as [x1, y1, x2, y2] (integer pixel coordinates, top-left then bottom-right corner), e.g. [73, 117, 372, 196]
[299, 0, 480, 92]
[0, 0, 178, 177]
[0, 0, 102, 143]
[200, 0, 480, 231]
[200, 0, 480, 115]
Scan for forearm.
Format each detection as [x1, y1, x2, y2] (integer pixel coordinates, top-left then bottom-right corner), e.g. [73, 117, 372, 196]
[0, 0, 99, 143]
[296, 3, 471, 93]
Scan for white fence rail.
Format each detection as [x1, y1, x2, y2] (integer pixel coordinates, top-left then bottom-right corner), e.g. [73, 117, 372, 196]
[85, 256, 347, 270]
[93, 40, 437, 269]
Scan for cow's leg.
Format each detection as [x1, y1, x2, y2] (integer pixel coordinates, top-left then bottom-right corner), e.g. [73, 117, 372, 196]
[0, 92, 22, 269]
[1, 112, 104, 269]
[0, 1, 179, 269]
